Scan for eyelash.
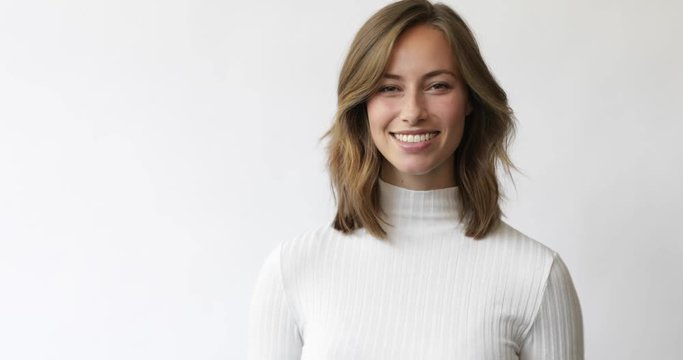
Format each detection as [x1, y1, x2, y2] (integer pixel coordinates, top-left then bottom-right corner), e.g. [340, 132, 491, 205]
[378, 82, 451, 93]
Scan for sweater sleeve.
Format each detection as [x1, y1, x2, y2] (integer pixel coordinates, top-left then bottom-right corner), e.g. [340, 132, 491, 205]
[247, 243, 303, 360]
[519, 253, 584, 359]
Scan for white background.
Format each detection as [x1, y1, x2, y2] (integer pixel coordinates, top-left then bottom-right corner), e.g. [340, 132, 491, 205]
[1, 0, 681, 359]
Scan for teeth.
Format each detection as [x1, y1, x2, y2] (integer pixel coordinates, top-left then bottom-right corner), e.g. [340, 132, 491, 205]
[393, 132, 438, 143]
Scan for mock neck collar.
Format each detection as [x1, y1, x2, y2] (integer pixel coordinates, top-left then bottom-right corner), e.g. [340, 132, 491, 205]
[378, 178, 463, 232]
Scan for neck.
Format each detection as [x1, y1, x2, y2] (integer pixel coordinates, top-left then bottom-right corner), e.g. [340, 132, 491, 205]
[379, 160, 457, 190]
[378, 178, 463, 236]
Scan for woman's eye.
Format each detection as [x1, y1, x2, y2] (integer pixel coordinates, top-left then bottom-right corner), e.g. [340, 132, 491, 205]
[379, 85, 399, 93]
[431, 82, 450, 90]
[378, 83, 450, 94]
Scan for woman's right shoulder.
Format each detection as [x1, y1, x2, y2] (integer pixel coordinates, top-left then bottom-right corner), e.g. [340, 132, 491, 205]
[280, 222, 352, 253]
[258, 225, 331, 278]
[262, 222, 366, 272]
[263, 223, 356, 284]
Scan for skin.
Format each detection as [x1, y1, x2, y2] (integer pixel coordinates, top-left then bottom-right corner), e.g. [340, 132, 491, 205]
[366, 24, 472, 190]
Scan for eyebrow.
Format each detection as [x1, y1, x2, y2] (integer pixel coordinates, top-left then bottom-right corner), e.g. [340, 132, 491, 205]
[382, 69, 457, 80]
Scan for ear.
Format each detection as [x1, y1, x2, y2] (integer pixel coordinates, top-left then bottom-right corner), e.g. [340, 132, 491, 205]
[466, 101, 473, 117]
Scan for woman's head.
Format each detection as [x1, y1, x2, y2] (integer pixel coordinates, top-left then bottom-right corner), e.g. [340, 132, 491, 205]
[321, 0, 518, 240]
[367, 23, 472, 191]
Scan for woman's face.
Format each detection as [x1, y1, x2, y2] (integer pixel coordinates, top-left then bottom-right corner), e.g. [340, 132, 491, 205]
[367, 24, 472, 190]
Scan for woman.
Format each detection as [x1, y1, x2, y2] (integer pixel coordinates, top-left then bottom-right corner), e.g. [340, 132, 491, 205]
[247, 0, 584, 359]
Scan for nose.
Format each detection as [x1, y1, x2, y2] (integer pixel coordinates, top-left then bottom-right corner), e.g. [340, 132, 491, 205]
[400, 88, 427, 125]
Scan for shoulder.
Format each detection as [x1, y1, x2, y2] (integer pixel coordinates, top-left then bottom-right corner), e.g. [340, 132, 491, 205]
[260, 223, 350, 312]
[485, 219, 558, 266]
[279, 222, 359, 258]
[489, 220, 577, 288]
[261, 223, 349, 276]
[482, 220, 573, 341]
[482, 219, 561, 305]
[256, 225, 331, 276]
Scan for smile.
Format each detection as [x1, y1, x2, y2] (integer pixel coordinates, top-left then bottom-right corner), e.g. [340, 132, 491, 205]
[391, 132, 439, 143]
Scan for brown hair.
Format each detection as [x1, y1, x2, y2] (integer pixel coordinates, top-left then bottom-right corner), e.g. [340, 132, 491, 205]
[319, 0, 519, 240]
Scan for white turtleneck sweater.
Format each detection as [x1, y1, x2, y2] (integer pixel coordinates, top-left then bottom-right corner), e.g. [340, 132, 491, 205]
[247, 179, 584, 359]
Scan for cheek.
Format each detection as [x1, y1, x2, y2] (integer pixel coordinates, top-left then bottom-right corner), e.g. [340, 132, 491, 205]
[367, 100, 392, 132]
[432, 102, 468, 130]
[440, 96, 469, 117]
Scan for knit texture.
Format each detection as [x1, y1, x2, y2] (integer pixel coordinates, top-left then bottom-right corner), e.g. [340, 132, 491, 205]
[247, 179, 584, 359]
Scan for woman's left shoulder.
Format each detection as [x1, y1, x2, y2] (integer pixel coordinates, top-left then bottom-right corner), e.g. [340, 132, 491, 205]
[483, 220, 567, 302]
[486, 219, 558, 265]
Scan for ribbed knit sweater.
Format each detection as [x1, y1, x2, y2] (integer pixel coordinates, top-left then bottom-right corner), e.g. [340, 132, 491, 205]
[247, 179, 584, 359]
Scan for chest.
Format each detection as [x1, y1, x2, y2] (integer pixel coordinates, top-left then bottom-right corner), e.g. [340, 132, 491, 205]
[296, 257, 525, 359]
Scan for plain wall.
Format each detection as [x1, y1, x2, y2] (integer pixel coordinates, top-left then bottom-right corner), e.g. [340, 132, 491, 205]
[0, 0, 681, 358]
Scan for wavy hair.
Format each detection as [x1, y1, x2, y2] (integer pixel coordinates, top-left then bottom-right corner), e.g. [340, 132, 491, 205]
[319, 0, 519, 240]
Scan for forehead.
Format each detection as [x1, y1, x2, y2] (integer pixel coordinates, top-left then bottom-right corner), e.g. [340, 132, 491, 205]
[384, 24, 456, 74]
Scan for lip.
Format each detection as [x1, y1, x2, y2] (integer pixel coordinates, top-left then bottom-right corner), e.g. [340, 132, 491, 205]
[391, 129, 440, 135]
[390, 132, 439, 153]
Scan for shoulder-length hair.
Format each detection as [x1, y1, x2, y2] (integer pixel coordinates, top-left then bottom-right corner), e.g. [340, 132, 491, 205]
[320, 0, 519, 240]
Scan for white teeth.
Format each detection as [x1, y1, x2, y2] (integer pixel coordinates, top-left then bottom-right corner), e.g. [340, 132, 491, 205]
[393, 132, 438, 143]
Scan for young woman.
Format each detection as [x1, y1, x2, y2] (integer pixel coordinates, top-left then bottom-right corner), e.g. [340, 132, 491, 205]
[248, 1, 584, 359]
